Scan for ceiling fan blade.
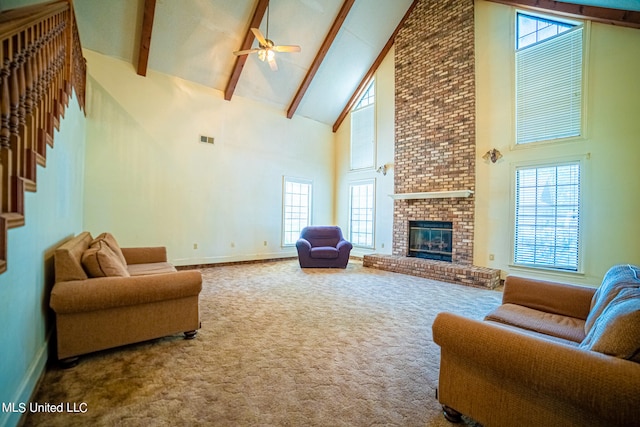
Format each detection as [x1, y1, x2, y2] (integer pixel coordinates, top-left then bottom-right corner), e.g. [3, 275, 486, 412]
[233, 48, 261, 56]
[273, 45, 301, 53]
[251, 28, 268, 47]
[268, 57, 278, 71]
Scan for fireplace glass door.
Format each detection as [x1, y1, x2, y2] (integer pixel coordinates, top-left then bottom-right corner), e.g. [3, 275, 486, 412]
[408, 221, 453, 262]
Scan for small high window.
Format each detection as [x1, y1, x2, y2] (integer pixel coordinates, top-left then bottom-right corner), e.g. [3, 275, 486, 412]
[517, 13, 573, 49]
[354, 79, 375, 109]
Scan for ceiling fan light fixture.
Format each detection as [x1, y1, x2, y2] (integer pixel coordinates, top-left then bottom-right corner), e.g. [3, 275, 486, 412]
[232, 1, 300, 71]
[258, 48, 275, 62]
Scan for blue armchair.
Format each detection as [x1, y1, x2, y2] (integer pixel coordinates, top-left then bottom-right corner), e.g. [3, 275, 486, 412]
[295, 226, 353, 268]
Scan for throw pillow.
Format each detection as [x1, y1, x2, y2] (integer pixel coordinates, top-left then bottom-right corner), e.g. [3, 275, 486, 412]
[82, 240, 130, 277]
[91, 232, 128, 267]
[585, 264, 640, 334]
[579, 287, 640, 362]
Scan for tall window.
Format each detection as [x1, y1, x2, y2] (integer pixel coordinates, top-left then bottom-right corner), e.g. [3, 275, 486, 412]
[282, 177, 312, 246]
[349, 180, 375, 248]
[350, 79, 375, 170]
[515, 13, 583, 144]
[514, 162, 581, 271]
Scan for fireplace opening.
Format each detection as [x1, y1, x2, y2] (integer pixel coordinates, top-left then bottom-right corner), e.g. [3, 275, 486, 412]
[408, 221, 453, 262]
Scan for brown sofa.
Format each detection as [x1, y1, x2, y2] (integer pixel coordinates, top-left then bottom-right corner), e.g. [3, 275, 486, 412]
[50, 232, 202, 366]
[433, 264, 640, 427]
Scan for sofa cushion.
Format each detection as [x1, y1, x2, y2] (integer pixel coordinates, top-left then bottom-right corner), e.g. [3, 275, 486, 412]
[585, 264, 640, 334]
[91, 232, 128, 267]
[310, 246, 340, 259]
[484, 320, 580, 347]
[579, 287, 640, 362]
[82, 241, 130, 278]
[127, 262, 177, 276]
[485, 303, 586, 343]
[54, 232, 93, 282]
[502, 276, 594, 320]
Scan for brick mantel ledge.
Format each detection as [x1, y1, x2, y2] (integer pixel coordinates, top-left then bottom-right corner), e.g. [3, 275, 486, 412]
[363, 254, 501, 290]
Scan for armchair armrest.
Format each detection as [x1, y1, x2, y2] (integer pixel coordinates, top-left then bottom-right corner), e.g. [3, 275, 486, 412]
[337, 239, 353, 252]
[121, 246, 167, 265]
[295, 238, 311, 253]
[433, 312, 640, 426]
[503, 276, 595, 319]
[50, 270, 202, 314]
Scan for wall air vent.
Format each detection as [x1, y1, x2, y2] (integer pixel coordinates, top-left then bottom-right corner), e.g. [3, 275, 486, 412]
[199, 135, 214, 144]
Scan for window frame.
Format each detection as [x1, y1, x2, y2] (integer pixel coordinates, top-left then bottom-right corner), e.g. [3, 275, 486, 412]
[281, 176, 313, 247]
[348, 179, 376, 249]
[510, 158, 585, 274]
[512, 10, 588, 149]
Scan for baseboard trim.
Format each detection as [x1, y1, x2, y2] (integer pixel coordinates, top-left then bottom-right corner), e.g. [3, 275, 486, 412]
[2, 332, 51, 427]
[176, 256, 298, 270]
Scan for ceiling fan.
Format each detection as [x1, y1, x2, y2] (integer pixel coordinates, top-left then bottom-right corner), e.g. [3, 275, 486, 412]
[233, 2, 301, 71]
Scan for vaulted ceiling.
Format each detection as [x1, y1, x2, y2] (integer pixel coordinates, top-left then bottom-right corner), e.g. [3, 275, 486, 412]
[70, 0, 640, 129]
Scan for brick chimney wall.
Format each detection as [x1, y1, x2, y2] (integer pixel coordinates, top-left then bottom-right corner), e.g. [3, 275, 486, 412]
[393, 0, 476, 265]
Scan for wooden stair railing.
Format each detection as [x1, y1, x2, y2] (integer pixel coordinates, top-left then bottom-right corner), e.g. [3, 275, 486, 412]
[0, 0, 86, 274]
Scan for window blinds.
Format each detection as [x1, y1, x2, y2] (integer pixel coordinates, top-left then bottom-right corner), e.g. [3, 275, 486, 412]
[516, 27, 583, 144]
[514, 163, 580, 271]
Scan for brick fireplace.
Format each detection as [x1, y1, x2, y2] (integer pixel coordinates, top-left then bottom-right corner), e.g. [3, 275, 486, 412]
[393, 0, 475, 263]
[363, 0, 500, 289]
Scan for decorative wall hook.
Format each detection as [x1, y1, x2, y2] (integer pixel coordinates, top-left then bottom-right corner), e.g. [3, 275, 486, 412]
[482, 148, 502, 163]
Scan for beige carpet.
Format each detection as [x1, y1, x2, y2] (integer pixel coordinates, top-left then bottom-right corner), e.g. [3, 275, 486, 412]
[25, 260, 502, 426]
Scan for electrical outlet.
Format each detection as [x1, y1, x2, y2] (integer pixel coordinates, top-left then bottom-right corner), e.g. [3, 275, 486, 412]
[489, 254, 495, 261]
[193, 243, 198, 250]
[230, 242, 235, 248]
[263, 241, 267, 246]
[381, 243, 385, 248]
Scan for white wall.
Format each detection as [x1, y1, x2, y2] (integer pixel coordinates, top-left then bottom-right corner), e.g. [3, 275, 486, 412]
[0, 95, 86, 427]
[334, 46, 395, 257]
[83, 50, 335, 265]
[474, 1, 640, 285]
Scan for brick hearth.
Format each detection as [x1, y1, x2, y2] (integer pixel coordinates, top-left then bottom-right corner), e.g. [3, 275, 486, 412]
[363, 254, 500, 290]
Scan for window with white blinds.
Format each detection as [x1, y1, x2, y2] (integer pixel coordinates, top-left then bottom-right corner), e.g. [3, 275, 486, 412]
[514, 162, 580, 271]
[516, 14, 583, 144]
[350, 80, 375, 170]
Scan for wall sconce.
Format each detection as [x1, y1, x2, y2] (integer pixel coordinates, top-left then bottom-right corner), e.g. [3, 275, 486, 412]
[376, 164, 390, 175]
[482, 148, 502, 163]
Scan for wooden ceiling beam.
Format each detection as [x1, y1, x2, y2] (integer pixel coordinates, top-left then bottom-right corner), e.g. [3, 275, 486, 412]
[332, 0, 418, 133]
[136, 0, 156, 76]
[486, 0, 640, 29]
[224, 0, 269, 101]
[286, 0, 355, 119]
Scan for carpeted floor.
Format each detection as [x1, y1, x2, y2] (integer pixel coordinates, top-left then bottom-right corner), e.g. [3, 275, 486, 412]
[24, 260, 502, 426]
